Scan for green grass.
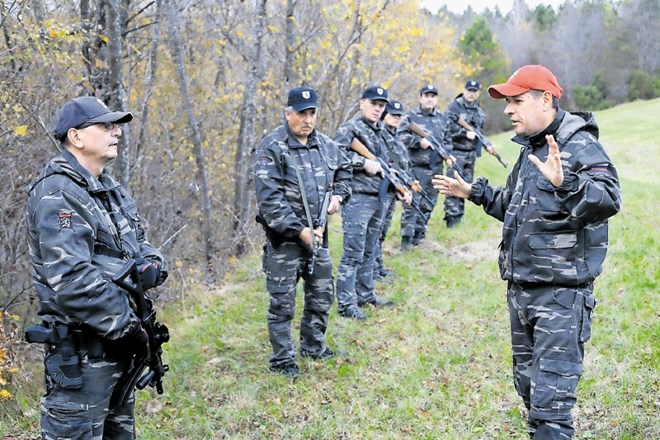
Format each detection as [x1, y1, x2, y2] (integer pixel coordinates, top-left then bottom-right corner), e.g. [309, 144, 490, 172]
[2, 99, 659, 439]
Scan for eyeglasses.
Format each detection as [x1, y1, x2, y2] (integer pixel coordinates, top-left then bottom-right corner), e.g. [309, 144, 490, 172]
[75, 121, 118, 131]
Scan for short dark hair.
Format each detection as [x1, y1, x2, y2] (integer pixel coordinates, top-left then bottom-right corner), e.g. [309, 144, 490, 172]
[529, 89, 559, 109]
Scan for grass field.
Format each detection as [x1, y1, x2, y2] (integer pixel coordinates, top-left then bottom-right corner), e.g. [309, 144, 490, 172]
[2, 99, 658, 439]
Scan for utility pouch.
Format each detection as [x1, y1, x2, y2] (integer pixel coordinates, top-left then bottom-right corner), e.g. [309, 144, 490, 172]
[25, 324, 83, 390]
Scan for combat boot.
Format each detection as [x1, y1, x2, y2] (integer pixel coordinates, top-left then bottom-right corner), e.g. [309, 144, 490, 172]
[446, 215, 462, 228]
[339, 305, 367, 320]
[400, 236, 413, 251]
[269, 361, 301, 377]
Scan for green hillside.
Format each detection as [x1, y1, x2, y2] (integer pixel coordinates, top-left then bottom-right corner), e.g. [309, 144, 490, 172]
[3, 99, 658, 439]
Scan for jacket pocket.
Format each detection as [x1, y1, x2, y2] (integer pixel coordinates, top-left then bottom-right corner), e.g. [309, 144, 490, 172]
[579, 294, 596, 343]
[528, 232, 578, 284]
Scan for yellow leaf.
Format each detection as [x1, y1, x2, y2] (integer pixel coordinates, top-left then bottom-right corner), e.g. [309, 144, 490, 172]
[0, 389, 11, 400]
[95, 58, 105, 69]
[13, 125, 28, 137]
[100, 35, 110, 43]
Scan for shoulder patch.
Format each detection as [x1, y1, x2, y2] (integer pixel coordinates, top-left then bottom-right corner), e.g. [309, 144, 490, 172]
[58, 211, 73, 229]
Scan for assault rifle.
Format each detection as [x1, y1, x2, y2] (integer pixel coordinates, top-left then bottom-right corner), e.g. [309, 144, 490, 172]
[350, 137, 428, 222]
[308, 190, 332, 275]
[407, 121, 451, 169]
[456, 118, 508, 168]
[110, 260, 170, 407]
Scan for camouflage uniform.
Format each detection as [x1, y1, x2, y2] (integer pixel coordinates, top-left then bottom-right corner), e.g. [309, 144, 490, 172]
[468, 109, 621, 439]
[444, 94, 486, 225]
[254, 124, 351, 368]
[25, 149, 168, 440]
[398, 106, 451, 242]
[374, 124, 415, 276]
[334, 115, 392, 312]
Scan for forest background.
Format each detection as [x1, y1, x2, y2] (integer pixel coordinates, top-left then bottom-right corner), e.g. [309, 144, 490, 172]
[0, 0, 658, 412]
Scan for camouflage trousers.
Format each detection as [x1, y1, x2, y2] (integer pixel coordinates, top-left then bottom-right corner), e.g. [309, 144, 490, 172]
[400, 165, 440, 239]
[443, 149, 476, 221]
[263, 240, 334, 367]
[374, 192, 396, 274]
[508, 282, 596, 439]
[41, 345, 135, 440]
[336, 193, 387, 311]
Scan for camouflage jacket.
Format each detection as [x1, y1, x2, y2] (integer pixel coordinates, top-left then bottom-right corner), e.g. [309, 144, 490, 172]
[383, 125, 416, 185]
[399, 105, 451, 168]
[25, 150, 168, 340]
[468, 109, 621, 286]
[334, 115, 391, 195]
[445, 95, 486, 151]
[254, 124, 352, 241]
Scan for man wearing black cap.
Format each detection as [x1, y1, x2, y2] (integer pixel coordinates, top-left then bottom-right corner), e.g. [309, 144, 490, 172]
[443, 80, 498, 228]
[373, 99, 414, 281]
[254, 87, 352, 376]
[25, 96, 169, 438]
[334, 85, 397, 320]
[398, 84, 454, 249]
[433, 65, 621, 439]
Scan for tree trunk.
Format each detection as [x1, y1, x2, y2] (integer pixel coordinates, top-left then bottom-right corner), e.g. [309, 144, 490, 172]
[166, 4, 215, 272]
[105, 0, 131, 187]
[232, 0, 267, 256]
[284, 0, 296, 87]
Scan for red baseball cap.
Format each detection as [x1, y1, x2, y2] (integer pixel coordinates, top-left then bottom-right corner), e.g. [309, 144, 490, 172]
[488, 65, 563, 99]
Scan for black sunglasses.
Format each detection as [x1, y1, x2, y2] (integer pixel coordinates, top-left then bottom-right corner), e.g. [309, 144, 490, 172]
[75, 121, 117, 131]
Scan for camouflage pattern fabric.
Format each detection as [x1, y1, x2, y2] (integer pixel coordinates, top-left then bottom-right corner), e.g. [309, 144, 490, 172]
[398, 106, 451, 238]
[508, 282, 595, 439]
[336, 193, 387, 310]
[254, 124, 351, 367]
[442, 149, 476, 221]
[262, 242, 334, 366]
[374, 192, 396, 276]
[41, 346, 134, 439]
[444, 94, 486, 223]
[468, 109, 621, 437]
[25, 149, 168, 439]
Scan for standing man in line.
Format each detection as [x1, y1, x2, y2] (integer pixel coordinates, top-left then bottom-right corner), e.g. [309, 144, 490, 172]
[374, 99, 414, 282]
[433, 65, 621, 439]
[334, 85, 397, 320]
[443, 80, 498, 228]
[25, 96, 169, 439]
[399, 84, 453, 250]
[254, 87, 352, 377]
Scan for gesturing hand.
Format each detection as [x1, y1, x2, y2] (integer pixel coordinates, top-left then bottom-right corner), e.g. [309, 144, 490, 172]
[432, 171, 471, 199]
[528, 134, 564, 187]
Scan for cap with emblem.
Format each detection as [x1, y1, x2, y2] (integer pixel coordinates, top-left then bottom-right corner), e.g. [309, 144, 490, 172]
[53, 96, 133, 140]
[419, 84, 438, 95]
[488, 65, 563, 99]
[385, 100, 404, 116]
[465, 80, 480, 91]
[361, 85, 389, 102]
[287, 86, 319, 111]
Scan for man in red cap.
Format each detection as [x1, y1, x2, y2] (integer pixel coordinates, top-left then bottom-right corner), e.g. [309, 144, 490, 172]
[433, 65, 621, 439]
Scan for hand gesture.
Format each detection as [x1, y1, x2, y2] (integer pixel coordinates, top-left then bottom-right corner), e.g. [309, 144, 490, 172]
[528, 134, 564, 187]
[363, 159, 383, 176]
[445, 155, 456, 169]
[432, 171, 471, 199]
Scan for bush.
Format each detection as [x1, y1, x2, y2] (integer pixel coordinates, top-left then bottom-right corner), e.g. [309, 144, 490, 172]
[573, 75, 616, 111]
[627, 70, 660, 101]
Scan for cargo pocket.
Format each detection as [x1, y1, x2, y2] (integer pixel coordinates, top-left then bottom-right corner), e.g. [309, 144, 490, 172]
[533, 358, 582, 412]
[579, 294, 596, 343]
[528, 232, 578, 284]
[41, 399, 93, 440]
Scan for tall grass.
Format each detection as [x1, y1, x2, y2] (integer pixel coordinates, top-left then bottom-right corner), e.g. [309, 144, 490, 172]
[2, 99, 658, 439]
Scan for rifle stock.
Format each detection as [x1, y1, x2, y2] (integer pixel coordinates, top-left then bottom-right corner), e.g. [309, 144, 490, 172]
[456, 117, 508, 168]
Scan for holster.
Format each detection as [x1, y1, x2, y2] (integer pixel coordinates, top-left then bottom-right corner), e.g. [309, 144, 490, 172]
[25, 323, 83, 390]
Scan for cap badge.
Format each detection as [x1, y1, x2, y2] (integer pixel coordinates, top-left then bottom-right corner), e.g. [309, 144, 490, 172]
[377, 88, 384, 95]
[302, 91, 310, 99]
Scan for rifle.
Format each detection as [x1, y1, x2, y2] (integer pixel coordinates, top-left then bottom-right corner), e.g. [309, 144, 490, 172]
[407, 121, 449, 169]
[308, 190, 332, 275]
[110, 260, 170, 407]
[350, 137, 428, 222]
[456, 118, 508, 168]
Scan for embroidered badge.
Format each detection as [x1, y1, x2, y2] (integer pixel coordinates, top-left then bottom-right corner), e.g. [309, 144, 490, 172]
[58, 211, 73, 229]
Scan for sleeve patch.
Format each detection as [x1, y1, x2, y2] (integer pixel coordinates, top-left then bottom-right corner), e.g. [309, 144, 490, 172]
[57, 211, 73, 229]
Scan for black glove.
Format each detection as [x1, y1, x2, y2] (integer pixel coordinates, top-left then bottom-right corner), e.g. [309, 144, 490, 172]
[106, 326, 148, 357]
[134, 257, 160, 290]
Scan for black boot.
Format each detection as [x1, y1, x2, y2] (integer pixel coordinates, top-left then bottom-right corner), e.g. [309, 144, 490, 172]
[400, 236, 413, 251]
[445, 215, 462, 228]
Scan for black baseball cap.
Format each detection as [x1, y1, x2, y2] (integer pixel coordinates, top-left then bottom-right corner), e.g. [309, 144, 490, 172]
[465, 80, 480, 91]
[287, 87, 319, 111]
[385, 100, 404, 116]
[53, 96, 133, 140]
[361, 85, 389, 102]
[419, 84, 438, 95]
